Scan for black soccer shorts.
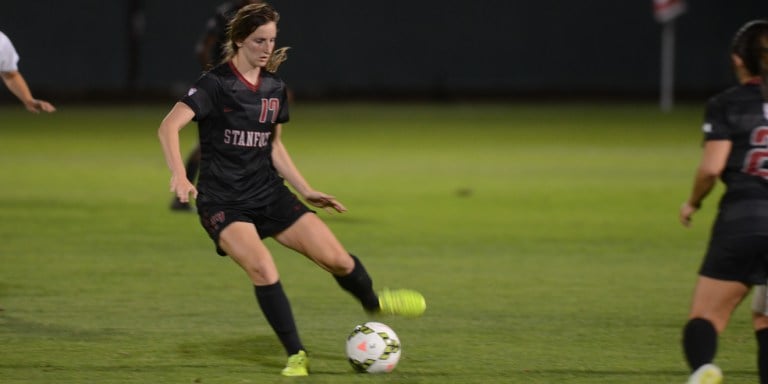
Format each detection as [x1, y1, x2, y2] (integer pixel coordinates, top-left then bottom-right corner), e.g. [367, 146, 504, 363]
[699, 202, 768, 284]
[699, 233, 768, 284]
[197, 186, 314, 256]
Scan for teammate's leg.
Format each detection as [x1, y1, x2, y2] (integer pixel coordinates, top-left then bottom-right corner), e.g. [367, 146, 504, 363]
[184, 144, 201, 185]
[752, 285, 768, 384]
[683, 276, 748, 383]
[170, 145, 201, 211]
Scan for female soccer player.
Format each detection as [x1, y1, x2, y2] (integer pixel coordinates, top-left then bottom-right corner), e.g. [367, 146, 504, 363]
[170, 0, 261, 211]
[679, 19, 768, 384]
[157, 3, 425, 377]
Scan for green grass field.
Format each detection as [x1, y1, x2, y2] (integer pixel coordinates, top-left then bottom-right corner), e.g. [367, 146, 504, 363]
[0, 101, 756, 383]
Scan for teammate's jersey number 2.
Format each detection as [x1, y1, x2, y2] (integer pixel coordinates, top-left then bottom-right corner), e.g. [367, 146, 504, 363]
[744, 126, 768, 178]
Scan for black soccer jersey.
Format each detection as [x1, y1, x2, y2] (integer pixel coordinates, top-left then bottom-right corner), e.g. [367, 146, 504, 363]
[181, 61, 290, 206]
[703, 80, 768, 207]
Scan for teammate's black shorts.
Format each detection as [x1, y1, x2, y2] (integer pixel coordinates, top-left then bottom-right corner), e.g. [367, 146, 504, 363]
[700, 234, 768, 284]
[197, 186, 314, 256]
[699, 205, 768, 284]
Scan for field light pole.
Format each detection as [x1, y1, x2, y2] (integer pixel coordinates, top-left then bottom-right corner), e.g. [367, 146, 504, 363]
[659, 20, 676, 112]
[653, 0, 685, 113]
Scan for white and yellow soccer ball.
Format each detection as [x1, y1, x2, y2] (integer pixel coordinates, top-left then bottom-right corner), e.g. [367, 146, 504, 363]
[345, 321, 401, 373]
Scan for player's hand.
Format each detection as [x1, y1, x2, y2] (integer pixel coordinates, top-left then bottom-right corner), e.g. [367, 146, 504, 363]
[170, 175, 198, 203]
[679, 201, 699, 227]
[304, 191, 347, 213]
[25, 99, 56, 113]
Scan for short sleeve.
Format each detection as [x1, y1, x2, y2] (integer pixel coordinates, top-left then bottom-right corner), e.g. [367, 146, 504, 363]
[276, 86, 289, 124]
[180, 73, 218, 121]
[701, 96, 730, 141]
[0, 31, 20, 72]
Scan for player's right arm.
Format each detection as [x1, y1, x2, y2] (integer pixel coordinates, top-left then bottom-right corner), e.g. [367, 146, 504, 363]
[158, 102, 198, 203]
[0, 71, 55, 113]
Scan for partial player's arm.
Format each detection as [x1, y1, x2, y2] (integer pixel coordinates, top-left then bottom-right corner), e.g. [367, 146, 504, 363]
[680, 139, 731, 226]
[158, 102, 198, 203]
[0, 70, 55, 113]
[271, 123, 346, 213]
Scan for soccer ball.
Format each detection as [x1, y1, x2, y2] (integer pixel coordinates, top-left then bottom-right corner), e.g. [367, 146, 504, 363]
[346, 321, 401, 373]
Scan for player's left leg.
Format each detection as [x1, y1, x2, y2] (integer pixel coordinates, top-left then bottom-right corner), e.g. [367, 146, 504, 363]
[274, 213, 425, 317]
[274, 213, 353, 274]
[274, 213, 377, 308]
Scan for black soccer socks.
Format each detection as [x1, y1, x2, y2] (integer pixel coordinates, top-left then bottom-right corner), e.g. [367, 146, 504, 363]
[756, 328, 768, 384]
[254, 281, 304, 356]
[333, 254, 380, 311]
[683, 317, 718, 371]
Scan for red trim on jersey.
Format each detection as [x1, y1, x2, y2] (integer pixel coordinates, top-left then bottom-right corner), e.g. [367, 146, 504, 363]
[745, 77, 763, 85]
[228, 61, 261, 92]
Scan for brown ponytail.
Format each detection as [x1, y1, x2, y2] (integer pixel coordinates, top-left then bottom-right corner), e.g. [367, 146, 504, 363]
[265, 47, 289, 73]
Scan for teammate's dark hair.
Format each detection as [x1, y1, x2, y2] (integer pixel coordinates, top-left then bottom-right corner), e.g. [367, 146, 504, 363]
[223, 2, 288, 72]
[731, 19, 768, 101]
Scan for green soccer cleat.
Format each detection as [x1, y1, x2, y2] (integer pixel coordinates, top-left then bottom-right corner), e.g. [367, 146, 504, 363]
[686, 364, 722, 384]
[377, 289, 426, 317]
[281, 350, 309, 377]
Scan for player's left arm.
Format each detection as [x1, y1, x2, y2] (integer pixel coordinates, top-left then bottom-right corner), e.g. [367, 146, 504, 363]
[271, 123, 346, 213]
[680, 139, 731, 227]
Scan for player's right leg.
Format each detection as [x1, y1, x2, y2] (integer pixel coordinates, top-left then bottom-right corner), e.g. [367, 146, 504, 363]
[220, 222, 280, 285]
[219, 222, 308, 375]
[281, 350, 309, 377]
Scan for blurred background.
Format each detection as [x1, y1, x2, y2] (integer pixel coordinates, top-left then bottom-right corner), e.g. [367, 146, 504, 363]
[0, 0, 766, 104]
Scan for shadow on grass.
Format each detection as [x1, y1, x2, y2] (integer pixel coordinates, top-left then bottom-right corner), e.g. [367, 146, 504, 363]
[0, 313, 124, 340]
[177, 336, 278, 365]
[177, 336, 353, 375]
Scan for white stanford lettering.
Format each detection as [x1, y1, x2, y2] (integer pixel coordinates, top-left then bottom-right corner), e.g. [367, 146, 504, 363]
[223, 129, 271, 148]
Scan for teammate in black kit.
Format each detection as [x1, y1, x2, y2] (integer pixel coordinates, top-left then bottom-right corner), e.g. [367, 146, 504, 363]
[171, 0, 260, 211]
[679, 19, 768, 384]
[157, 3, 425, 377]
[196, 0, 259, 71]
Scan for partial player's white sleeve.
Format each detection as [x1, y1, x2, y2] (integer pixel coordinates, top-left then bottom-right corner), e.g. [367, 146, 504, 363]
[0, 31, 20, 72]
